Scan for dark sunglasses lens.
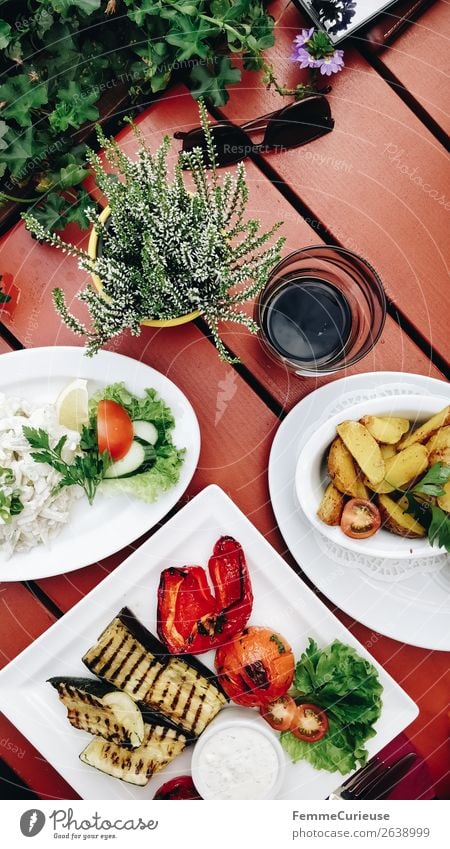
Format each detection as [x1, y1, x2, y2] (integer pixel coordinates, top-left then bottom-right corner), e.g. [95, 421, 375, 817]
[265, 99, 333, 149]
[180, 125, 251, 168]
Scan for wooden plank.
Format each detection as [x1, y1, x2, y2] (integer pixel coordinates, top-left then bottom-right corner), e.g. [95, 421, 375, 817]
[0, 714, 78, 800]
[0, 584, 55, 669]
[217, 0, 450, 362]
[0, 584, 76, 798]
[377, 0, 450, 135]
[0, 219, 87, 348]
[0, 337, 13, 353]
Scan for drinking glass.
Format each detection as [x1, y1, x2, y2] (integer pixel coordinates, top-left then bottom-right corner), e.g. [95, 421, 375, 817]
[254, 246, 386, 377]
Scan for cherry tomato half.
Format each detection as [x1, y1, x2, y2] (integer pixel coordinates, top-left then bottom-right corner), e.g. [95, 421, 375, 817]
[260, 695, 298, 732]
[340, 498, 381, 540]
[97, 399, 134, 460]
[291, 703, 329, 743]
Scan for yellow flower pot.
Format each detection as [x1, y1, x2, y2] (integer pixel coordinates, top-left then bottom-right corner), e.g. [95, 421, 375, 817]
[87, 206, 201, 328]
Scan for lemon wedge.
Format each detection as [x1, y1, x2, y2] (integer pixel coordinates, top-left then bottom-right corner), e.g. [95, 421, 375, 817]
[56, 379, 89, 432]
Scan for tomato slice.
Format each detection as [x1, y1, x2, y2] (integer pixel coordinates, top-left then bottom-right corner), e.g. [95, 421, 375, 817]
[97, 399, 134, 460]
[291, 703, 329, 743]
[260, 695, 298, 732]
[340, 498, 381, 539]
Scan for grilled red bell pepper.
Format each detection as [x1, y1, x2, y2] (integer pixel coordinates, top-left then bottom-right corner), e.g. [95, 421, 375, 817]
[153, 775, 202, 800]
[157, 536, 253, 654]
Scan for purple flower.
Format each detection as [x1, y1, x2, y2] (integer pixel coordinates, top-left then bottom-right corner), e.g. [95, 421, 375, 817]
[291, 28, 315, 62]
[293, 47, 322, 70]
[317, 49, 345, 76]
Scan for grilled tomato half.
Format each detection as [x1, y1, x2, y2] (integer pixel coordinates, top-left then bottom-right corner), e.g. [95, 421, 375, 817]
[215, 626, 295, 707]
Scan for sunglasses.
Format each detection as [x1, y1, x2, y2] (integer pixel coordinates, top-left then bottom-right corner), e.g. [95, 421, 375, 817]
[174, 96, 334, 168]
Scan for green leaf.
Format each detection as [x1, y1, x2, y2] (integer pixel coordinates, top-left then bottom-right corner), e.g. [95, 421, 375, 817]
[283, 639, 383, 775]
[49, 81, 100, 132]
[405, 493, 432, 530]
[126, 0, 162, 25]
[166, 15, 220, 61]
[281, 716, 368, 775]
[22, 427, 51, 451]
[412, 462, 450, 497]
[64, 187, 94, 229]
[0, 120, 8, 151]
[0, 125, 42, 178]
[30, 193, 68, 231]
[0, 19, 12, 49]
[0, 75, 49, 128]
[43, 0, 101, 14]
[189, 57, 241, 106]
[428, 505, 450, 553]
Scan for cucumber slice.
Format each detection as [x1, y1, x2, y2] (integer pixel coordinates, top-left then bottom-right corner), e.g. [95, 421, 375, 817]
[104, 441, 145, 479]
[133, 420, 158, 445]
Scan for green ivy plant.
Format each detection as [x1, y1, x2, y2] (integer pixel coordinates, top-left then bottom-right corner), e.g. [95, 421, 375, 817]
[23, 102, 285, 362]
[0, 1, 276, 230]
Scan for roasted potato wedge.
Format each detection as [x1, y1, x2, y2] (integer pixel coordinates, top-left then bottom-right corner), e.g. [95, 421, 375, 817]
[327, 437, 368, 498]
[380, 443, 397, 460]
[428, 447, 450, 467]
[364, 444, 429, 494]
[360, 415, 409, 444]
[378, 494, 426, 538]
[398, 406, 450, 450]
[437, 481, 450, 513]
[336, 421, 385, 485]
[426, 425, 450, 454]
[317, 482, 344, 526]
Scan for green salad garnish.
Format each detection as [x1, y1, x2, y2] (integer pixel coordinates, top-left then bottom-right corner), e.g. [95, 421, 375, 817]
[89, 383, 185, 504]
[281, 639, 383, 775]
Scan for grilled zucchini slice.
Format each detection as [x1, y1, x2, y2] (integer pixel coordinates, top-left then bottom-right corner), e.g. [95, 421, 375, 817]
[82, 608, 227, 737]
[48, 677, 145, 748]
[79, 721, 187, 786]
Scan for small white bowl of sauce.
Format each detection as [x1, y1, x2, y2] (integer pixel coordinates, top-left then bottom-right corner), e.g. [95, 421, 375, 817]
[191, 706, 286, 800]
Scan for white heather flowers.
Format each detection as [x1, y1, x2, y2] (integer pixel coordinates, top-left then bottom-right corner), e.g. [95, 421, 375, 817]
[24, 102, 285, 362]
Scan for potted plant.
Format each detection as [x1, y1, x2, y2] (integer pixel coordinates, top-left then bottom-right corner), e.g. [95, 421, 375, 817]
[24, 102, 285, 362]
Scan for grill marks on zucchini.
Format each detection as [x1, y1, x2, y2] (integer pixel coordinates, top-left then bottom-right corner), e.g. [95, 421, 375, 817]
[83, 608, 226, 736]
[80, 722, 187, 786]
[48, 677, 145, 748]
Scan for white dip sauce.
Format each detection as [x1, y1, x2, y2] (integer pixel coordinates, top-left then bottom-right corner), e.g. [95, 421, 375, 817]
[196, 726, 279, 799]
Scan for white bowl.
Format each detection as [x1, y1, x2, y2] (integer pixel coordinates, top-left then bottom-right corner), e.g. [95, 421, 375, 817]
[295, 393, 449, 561]
[191, 706, 286, 800]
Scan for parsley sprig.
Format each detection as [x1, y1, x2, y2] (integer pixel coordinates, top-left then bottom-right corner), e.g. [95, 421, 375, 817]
[403, 463, 450, 553]
[23, 426, 111, 506]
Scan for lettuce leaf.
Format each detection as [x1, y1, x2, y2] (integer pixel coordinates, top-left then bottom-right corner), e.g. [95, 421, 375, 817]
[90, 382, 185, 503]
[281, 639, 383, 775]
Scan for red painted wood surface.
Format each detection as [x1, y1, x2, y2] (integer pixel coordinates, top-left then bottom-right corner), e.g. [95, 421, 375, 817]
[219, 0, 450, 359]
[0, 583, 78, 798]
[379, 0, 450, 135]
[0, 1, 448, 799]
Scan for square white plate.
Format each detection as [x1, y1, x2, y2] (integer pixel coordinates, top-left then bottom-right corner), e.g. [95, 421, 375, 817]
[0, 485, 418, 800]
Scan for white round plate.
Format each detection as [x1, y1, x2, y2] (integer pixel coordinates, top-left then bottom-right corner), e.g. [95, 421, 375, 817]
[0, 347, 200, 581]
[268, 372, 450, 651]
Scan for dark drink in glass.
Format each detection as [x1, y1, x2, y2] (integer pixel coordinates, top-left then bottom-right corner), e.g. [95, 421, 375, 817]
[262, 276, 352, 367]
[255, 247, 386, 377]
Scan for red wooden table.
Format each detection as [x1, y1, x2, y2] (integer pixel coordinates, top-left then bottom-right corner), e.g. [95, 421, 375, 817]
[0, 0, 449, 800]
